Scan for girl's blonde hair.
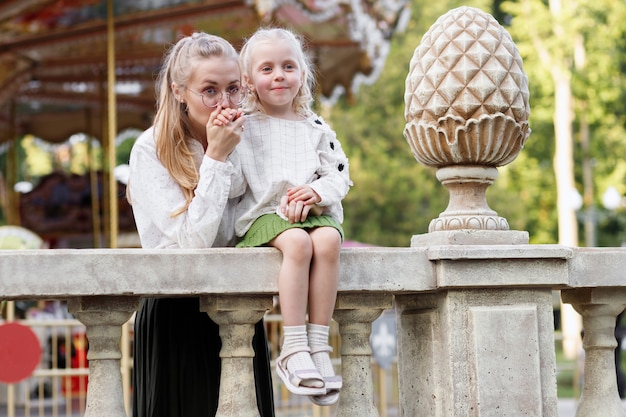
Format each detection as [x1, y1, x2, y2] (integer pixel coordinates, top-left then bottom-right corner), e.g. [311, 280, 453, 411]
[239, 28, 316, 117]
[153, 32, 239, 215]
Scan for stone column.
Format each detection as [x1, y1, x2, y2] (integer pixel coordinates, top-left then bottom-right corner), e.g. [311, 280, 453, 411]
[333, 293, 393, 417]
[562, 288, 626, 417]
[200, 295, 273, 417]
[396, 285, 559, 417]
[68, 296, 139, 417]
[400, 5, 561, 417]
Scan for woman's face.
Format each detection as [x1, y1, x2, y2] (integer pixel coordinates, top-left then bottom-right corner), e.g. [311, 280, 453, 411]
[181, 56, 241, 134]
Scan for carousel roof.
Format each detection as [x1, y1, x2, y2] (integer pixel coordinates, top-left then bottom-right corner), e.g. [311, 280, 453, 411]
[0, 0, 410, 145]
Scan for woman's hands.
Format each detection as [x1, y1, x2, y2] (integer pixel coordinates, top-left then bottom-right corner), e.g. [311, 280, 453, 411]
[205, 105, 245, 162]
[279, 185, 323, 223]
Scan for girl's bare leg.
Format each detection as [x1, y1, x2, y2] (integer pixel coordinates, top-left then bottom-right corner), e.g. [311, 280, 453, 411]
[306, 226, 342, 404]
[271, 228, 324, 392]
[270, 228, 313, 326]
[307, 226, 341, 326]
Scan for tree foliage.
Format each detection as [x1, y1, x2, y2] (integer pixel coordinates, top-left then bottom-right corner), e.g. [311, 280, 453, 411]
[327, 0, 626, 246]
[323, 0, 478, 246]
[502, 0, 626, 245]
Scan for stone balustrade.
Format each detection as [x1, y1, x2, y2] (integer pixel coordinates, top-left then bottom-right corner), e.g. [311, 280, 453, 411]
[1, 244, 626, 417]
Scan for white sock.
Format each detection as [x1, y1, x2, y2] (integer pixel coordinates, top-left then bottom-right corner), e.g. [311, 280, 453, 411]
[283, 325, 308, 350]
[282, 325, 323, 388]
[307, 323, 335, 377]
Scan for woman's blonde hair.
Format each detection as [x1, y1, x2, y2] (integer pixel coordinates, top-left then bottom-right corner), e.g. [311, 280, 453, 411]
[150, 32, 239, 215]
[239, 28, 316, 117]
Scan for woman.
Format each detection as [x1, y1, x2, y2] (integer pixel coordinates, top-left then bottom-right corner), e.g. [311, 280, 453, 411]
[127, 32, 274, 417]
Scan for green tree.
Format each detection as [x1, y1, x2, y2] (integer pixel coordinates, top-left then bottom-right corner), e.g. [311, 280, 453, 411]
[503, 0, 626, 246]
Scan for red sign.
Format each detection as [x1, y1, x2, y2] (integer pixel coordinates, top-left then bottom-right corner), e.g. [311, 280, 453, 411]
[0, 322, 42, 383]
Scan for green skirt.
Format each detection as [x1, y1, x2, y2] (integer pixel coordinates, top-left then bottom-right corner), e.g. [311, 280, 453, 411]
[237, 213, 344, 248]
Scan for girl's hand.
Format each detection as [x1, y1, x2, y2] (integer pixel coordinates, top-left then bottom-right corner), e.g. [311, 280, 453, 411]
[212, 106, 243, 126]
[279, 187, 323, 223]
[205, 105, 245, 161]
[279, 196, 310, 223]
[286, 185, 320, 206]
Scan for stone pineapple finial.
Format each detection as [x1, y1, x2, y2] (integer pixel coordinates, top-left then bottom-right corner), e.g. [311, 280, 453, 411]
[404, 6, 530, 232]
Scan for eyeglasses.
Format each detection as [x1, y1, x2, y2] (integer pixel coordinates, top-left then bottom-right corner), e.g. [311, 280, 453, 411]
[186, 84, 247, 109]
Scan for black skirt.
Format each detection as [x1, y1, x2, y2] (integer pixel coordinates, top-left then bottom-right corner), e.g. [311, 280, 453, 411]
[132, 297, 275, 417]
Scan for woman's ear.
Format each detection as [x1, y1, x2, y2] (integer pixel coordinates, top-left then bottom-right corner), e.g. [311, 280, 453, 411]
[171, 82, 183, 101]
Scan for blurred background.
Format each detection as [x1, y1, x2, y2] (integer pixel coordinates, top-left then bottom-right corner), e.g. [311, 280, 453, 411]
[1, 0, 626, 415]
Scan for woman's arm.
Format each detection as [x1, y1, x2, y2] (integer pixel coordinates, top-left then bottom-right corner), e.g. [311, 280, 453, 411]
[128, 130, 234, 248]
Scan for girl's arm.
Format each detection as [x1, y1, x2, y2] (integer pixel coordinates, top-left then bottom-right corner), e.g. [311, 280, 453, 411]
[284, 124, 352, 223]
[307, 127, 352, 208]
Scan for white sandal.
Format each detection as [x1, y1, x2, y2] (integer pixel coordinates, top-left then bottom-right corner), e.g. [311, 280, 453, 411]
[276, 345, 327, 396]
[308, 345, 342, 406]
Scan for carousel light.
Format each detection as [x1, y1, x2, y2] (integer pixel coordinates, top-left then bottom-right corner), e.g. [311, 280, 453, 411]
[14, 181, 33, 193]
[567, 188, 584, 211]
[114, 164, 130, 185]
[602, 186, 622, 211]
[115, 81, 142, 95]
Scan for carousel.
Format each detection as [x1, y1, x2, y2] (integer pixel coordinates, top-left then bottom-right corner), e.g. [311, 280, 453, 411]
[0, 0, 408, 248]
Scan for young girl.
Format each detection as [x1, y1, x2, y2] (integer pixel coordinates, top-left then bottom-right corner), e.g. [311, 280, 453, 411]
[231, 28, 352, 406]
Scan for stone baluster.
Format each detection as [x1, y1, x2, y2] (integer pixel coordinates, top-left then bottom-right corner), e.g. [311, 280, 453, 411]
[200, 295, 273, 417]
[333, 293, 393, 417]
[562, 288, 626, 417]
[68, 296, 139, 417]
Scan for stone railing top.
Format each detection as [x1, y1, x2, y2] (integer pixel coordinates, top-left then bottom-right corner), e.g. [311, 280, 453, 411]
[0, 247, 433, 299]
[427, 244, 572, 260]
[0, 244, 612, 301]
[568, 247, 626, 287]
[427, 244, 572, 289]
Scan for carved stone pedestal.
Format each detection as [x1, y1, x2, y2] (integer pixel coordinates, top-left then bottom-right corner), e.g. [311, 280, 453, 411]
[396, 233, 567, 417]
[395, 289, 558, 417]
[429, 166, 509, 232]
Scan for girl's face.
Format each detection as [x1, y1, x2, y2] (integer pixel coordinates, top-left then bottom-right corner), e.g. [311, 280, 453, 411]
[179, 56, 241, 133]
[245, 39, 303, 118]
